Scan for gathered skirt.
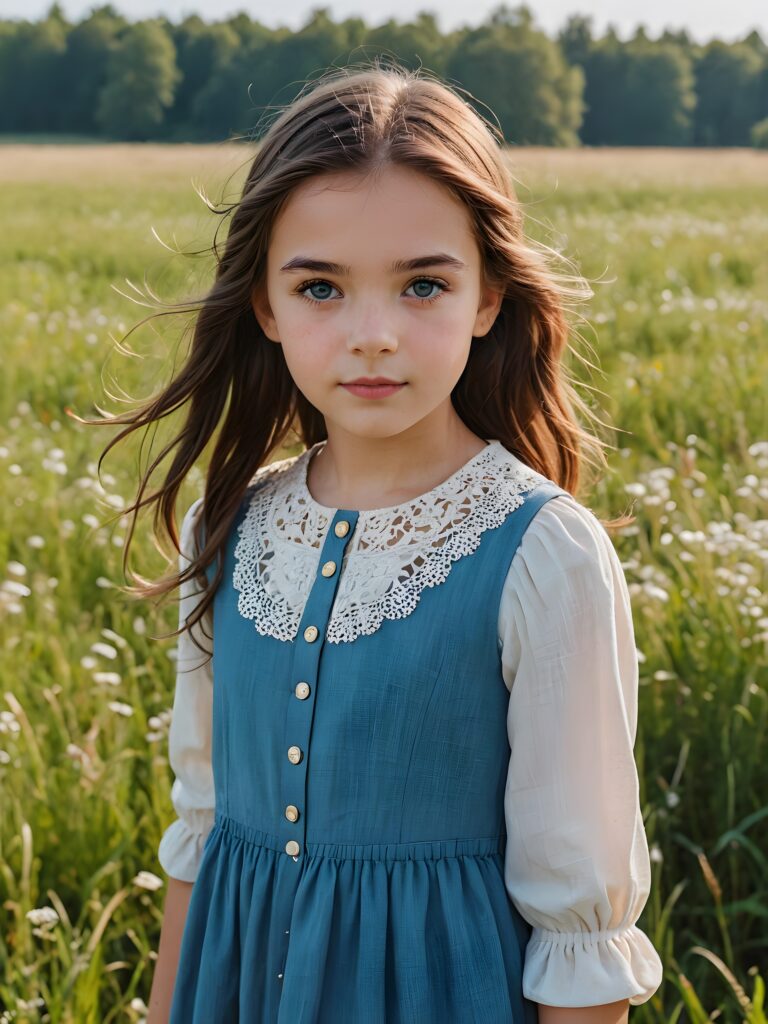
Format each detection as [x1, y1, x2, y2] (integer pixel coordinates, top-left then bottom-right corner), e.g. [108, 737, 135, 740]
[169, 812, 539, 1023]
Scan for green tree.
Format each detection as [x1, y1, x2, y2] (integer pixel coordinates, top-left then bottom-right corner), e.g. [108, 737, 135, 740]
[167, 15, 240, 137]
[352, 12, 448, 76]
[576, 34, 624, 144]
[270, 8, 350, 92]
[557, 13, 594, 70]
[0, 24, 18, 132]
[2, 5, 764, 148]
[622, 41, 696, 145]
[0, 10, 68, 132]
[59, 6, 126, 134]
[96, 19, 180, 140]
[693, 41, 765, 145]
[751, 117, 768, 147]
[579, 35, 694, 145]
[189, 23, 282, 142]
[447, 4, 584, 146]
[659, 27, 694, 48]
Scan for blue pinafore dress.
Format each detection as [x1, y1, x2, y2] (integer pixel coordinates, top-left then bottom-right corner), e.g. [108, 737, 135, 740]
[169, 469, 568, 1023]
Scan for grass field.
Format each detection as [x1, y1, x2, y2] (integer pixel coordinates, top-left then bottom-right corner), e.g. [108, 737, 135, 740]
[0, 143, 766, 1022]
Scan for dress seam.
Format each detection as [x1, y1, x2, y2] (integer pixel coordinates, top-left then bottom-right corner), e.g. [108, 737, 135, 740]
[212, 811, 506, 861]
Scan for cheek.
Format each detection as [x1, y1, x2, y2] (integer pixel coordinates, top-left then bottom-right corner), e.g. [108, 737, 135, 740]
[279, 330, 333, 388]
[414, 321, 473, 375]
[282, 341, 321, 374]
[412, 294, 476, 342]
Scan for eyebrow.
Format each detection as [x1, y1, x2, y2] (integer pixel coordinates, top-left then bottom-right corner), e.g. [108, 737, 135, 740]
[279, 253, 468, 275]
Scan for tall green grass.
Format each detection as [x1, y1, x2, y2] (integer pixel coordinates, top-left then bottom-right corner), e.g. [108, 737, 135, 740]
[0, 144, 766, 1022]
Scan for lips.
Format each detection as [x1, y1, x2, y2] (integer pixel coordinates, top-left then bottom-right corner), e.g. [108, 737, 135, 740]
[341, 380, 406, 399]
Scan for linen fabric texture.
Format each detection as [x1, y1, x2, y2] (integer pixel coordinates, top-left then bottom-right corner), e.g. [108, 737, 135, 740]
[158, 439, 663, 1019]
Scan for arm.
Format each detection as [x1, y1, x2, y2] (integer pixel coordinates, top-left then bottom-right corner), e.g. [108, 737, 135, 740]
[538, 998, 630, 1024]
[498, 494, 663, 1009]
[147, 877, 194, 1023]
[149, 497, 215, 1018]
[156, 495, 215, 883]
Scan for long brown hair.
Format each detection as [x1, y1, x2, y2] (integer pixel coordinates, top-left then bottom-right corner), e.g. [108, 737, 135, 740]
[70, 58, 634, 653]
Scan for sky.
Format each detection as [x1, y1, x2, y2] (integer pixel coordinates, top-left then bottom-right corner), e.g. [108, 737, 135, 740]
[0, 0, 766, 43]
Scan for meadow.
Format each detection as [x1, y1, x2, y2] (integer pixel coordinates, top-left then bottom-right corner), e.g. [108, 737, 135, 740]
[0, 143, 766, 1022]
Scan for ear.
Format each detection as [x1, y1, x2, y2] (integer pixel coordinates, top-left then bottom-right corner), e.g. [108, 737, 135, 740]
[472, 283, 504, 337]
[250, 284, 280, 343]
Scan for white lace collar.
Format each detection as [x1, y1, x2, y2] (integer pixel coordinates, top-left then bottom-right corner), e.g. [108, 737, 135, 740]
[232, 438, 544, 644]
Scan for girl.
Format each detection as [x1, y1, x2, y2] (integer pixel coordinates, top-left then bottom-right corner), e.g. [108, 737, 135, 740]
[102, 62, 663, 1021]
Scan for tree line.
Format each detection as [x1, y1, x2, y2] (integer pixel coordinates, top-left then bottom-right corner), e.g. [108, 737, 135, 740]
[2, 2, 768, 147]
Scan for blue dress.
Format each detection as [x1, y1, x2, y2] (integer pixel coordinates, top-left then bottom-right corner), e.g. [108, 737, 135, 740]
[168, 460, 568, 1023]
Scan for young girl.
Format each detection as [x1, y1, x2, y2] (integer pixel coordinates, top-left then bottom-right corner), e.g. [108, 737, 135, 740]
[125, 62, 663, 1022]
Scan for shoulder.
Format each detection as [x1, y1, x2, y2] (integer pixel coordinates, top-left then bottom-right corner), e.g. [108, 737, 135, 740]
[507, 489, 624, 603]
[492, 447, 614, 572]
[179, 496, 205, 562]
[244, 448, 305, 503]
[497, 491, 631, 668]
[181, 495, 205, 530]
[249, 448, 304, 484]
[193, 448, 306, 540]
[179, 449, 307, 559]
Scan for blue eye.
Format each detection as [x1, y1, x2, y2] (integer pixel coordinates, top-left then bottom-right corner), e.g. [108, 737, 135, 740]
[406, 279, 444, 302]
[299, 280, 339, 303]
[295, 277, 448, 306]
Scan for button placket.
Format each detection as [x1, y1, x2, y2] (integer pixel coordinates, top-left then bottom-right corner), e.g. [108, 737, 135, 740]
[276, 509, 358, 985]
[280, 508, 358, 864]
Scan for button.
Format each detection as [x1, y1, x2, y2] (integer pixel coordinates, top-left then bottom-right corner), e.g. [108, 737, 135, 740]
[334, 520, 350, 537]
[321, 560, 337, 577]
[287, 745, 303, 764]
[285, 804, 300, 822]
[278, 973, 283, 980]
[285, 840, 300, 856]
[304, 625, 319, 642]
[295, 681, 311, 699]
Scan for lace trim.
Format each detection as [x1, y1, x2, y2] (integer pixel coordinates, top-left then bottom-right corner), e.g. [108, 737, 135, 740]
[232, 440, 544, 644]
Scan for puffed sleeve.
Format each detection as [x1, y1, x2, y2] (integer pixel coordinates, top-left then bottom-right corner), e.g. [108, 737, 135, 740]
[498, 493, 663, 1007]
[157, 496, 216, 883]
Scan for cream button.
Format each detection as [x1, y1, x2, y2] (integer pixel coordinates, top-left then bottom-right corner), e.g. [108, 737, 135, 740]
[287, 745, 302, 764]
[295, 681, 311, 700]
[285, 804, 299, 822]
[304, 625, 319, 643]
[334, 520, 350, 537]
[321, 560, 337, 577]
[285, 840, 300, 856]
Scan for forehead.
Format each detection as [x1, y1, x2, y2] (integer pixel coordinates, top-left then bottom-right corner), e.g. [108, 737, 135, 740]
[269, 164, 479, 267]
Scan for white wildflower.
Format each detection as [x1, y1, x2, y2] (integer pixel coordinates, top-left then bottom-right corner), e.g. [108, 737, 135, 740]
[90, 641, 118, 659]
[108, 701, 134, 717]
[26, 906, 59, 927]
[133, 871, 163, 892]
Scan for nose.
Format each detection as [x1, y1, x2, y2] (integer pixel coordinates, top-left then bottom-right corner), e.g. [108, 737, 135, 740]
[345, 303, 399, 355]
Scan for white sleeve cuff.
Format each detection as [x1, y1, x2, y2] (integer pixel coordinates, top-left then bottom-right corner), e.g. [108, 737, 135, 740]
[158, 811, 215, 883]
[523, 922, 663, 1007]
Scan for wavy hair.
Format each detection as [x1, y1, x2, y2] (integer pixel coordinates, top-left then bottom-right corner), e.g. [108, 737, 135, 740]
[71, 58, 634, 655]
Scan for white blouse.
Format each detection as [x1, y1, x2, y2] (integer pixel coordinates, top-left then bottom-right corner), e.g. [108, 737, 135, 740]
[158, 440, 663, 1007]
